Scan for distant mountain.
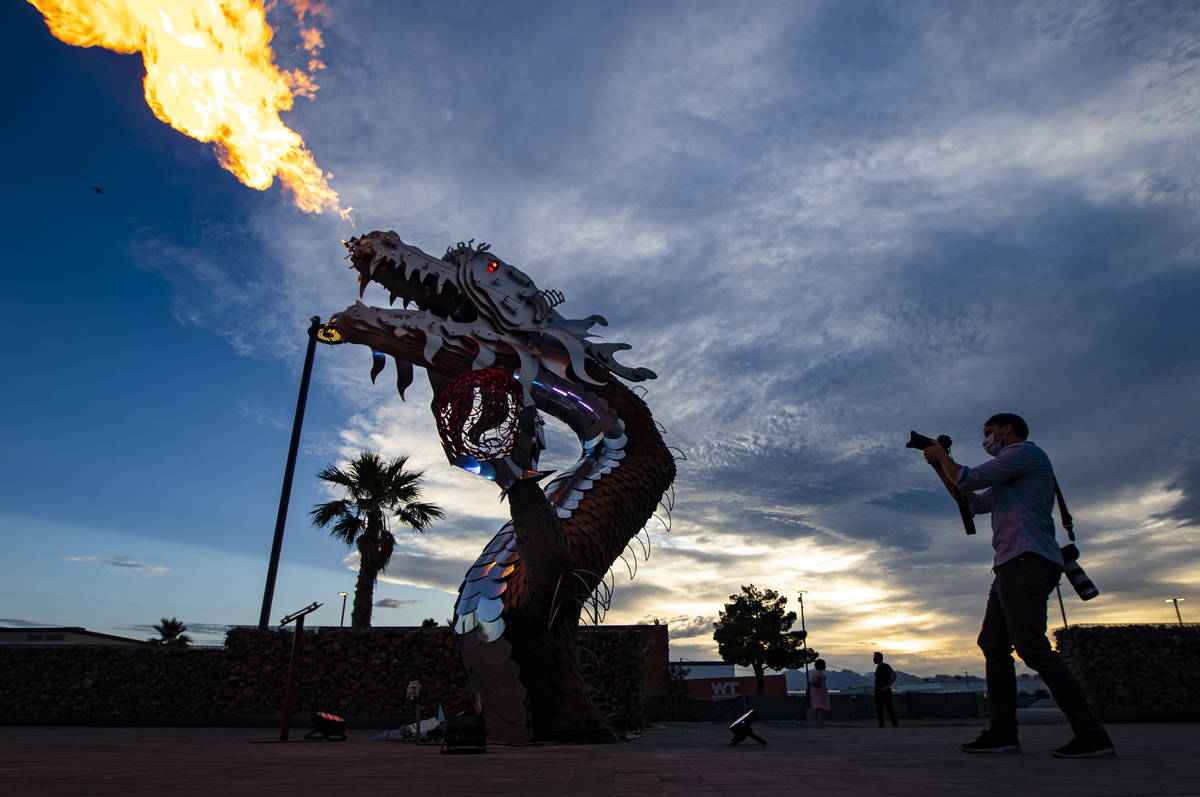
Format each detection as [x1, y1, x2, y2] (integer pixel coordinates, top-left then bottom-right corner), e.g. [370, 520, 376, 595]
[783, 668, 984, 691]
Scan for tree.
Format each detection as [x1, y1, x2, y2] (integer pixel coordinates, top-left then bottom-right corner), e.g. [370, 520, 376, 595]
[149, 617, 191, 646]
[311, 451, 445, 630]
[712, 584, 818, 694]
[420, 618, 439, 629]
[665, 663, 691, 699]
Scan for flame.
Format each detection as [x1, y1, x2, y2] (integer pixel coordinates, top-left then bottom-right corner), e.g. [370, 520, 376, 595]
[29, 0, 351, 220]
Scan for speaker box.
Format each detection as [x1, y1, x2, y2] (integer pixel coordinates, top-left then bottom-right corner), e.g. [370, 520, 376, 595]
[441, 714, 487, 754]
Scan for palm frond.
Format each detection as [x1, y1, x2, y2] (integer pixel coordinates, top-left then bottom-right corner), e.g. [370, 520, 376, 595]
[310, 499, 352, 528]
[315, 465, 356, 492]
[330, 513, 364, 546]
[393, 501, 445, 532]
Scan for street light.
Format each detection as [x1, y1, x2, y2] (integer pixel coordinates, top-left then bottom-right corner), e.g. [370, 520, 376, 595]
[1165, 596, 1187, 625]
[258, 316, 338, 629]
[797, 591, 809, 689]
[338, 592, 349, 627]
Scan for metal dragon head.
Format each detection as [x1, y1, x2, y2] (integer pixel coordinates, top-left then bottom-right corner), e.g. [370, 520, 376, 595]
[329, 231, 655, 484]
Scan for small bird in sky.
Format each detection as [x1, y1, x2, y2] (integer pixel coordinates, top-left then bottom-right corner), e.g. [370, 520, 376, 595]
[92, 186, 104, 194]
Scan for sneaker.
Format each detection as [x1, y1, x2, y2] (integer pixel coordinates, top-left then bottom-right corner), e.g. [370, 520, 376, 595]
[961, 729, 1021, 754]
[1051, 733, 1116, 759]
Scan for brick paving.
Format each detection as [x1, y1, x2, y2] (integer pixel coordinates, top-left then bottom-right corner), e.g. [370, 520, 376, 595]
[1, 720, 1197, 796]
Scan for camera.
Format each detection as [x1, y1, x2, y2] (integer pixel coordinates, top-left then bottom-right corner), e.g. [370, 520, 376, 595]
[1060, 544, 1099, 601]
[907, 430, 976, 535]
[906, 430, 953, 452]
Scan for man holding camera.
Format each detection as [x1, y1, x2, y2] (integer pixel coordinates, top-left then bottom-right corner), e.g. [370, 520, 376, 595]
[923, 413, 1114, 758]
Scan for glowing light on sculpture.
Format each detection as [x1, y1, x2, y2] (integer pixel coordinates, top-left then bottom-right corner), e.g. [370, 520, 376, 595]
[328, 232, 676, 742]
[434, 369, 527, 481]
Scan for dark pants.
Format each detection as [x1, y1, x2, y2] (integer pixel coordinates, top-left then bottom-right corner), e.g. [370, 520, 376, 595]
[978, 553, 1103, 737]
[875, 688, 898, 726]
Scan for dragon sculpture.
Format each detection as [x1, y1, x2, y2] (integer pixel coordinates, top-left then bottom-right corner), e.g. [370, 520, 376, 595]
[327, 231, 676, 743]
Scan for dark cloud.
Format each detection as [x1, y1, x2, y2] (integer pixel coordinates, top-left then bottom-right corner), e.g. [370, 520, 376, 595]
[374, 599, 419, 609]
[1157, 461, 1200, 529]
[380, 550, 477, 591]
[64, 556, 168, 575]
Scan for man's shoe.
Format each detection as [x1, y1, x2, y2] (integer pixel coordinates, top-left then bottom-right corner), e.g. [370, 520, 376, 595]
[1051, 733, 1116, 758]
[961, 729, 1021, 754]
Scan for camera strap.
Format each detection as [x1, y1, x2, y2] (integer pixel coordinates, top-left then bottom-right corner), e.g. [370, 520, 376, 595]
[1053, 479, 1076, 543]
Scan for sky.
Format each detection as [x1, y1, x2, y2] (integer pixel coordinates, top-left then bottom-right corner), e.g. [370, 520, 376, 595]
[2, 0, 1198, 677]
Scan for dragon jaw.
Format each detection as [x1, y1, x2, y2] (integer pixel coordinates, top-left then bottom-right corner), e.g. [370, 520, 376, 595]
[332, 231, 657, 395]
[344, 231, 558, 329]
[330, 231, 655, 484]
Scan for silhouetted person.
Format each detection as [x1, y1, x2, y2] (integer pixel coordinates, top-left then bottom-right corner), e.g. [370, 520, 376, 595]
[873, 651, 898, 727]
[809, 658, 831, 728]
[925, 413, 1114, 758]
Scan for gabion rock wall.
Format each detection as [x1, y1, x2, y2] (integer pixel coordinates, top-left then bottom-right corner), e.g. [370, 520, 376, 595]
[0, 625, 646, 729]
[1054, 623, 1200, 720]
[0, 645, 225, 719]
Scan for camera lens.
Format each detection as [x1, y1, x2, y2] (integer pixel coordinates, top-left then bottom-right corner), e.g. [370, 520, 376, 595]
[1063, 558, 1099, 601]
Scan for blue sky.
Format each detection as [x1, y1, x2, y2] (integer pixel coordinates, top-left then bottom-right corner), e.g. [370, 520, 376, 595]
[2, 0, 1198, 675]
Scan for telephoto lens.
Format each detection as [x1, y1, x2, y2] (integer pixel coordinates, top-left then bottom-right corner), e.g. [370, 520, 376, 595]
[1060, 544, 1099, 601]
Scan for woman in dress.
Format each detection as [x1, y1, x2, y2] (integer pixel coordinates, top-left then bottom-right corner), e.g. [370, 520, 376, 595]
[809, 658, 831, 728]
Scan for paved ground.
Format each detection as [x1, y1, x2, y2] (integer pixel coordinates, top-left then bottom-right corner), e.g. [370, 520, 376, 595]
[2, 720, 1197, 796]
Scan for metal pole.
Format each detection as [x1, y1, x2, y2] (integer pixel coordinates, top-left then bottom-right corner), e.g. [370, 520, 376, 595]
[1056, 585, 1069, 628]
[258, 316, 322, 629]
[280, 613, 305, 741]
[339, 592, 348, 627]
[798, 592, 809, 688]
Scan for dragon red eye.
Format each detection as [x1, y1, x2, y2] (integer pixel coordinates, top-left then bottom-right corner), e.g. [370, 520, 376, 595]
[488, 260, 500, 273]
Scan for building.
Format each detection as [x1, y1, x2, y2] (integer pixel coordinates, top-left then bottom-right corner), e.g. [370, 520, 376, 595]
[0, 627, 147, 646]
[674, 660, 788, 701]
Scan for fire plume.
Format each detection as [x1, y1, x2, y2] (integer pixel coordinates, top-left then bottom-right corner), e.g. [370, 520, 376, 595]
[29, 0, 350, 220]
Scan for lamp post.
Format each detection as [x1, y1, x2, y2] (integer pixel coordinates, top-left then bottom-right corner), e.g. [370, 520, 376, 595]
[1165, 596, 1187, 625]
[338, 592, 349, 627]
[258, 316, 323, 629]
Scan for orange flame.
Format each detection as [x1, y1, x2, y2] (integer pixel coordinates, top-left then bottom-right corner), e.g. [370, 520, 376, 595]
[29, 0, 351, 220]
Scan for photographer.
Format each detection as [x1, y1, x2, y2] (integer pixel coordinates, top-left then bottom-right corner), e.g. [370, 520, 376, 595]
[923, 413, 1114, 759]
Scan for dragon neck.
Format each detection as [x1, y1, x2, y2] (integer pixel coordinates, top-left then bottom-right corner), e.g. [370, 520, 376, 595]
[529, 373, 675, 607]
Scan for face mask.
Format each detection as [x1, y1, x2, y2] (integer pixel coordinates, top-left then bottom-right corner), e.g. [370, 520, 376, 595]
[982, 433, 1003, 456]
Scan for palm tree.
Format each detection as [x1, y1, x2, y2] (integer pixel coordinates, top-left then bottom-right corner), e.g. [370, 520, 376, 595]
[310, 451, 444, 630]
[149, 617, 192, 646]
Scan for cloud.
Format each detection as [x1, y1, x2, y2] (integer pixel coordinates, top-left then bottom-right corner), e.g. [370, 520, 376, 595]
[234, 397, 290, 430]
[644, 614, 718, 638]
[65, 556, 169, 576]
[291, 3, 1199, 672]
[374, 598, 419, 609]
[45, 0, 1198, 674]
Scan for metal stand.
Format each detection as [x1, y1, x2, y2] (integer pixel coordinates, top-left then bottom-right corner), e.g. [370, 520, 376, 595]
[278, 602, 322, 741]
[406, 681, 424, 741]
[1056, 585, 1069, 628]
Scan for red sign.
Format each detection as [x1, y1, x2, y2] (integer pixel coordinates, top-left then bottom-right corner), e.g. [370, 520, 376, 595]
[686, 674, 787, 701]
